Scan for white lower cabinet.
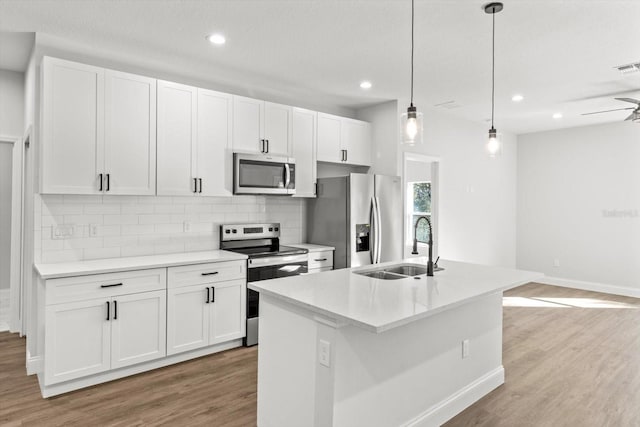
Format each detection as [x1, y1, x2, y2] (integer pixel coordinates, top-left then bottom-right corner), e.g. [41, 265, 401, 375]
[167, 278, 246, 356]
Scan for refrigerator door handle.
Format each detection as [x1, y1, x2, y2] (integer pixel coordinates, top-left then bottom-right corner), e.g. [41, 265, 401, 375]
[370, 197, 376, 264]
[374, 196, 382, 263]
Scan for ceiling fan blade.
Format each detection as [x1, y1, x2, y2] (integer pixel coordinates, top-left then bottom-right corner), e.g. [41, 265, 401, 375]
[581, 107, 635, 116]
[614, 97, 640, 105]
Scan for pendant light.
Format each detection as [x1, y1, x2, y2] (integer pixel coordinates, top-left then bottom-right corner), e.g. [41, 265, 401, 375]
[401, 0, 423, 146]
[484, 2, 503, 157]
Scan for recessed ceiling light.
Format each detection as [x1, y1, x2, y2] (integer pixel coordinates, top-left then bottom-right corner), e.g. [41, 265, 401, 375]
[552, 113, 563, 119]
[360, 81, 372, 89]
[206, 33, 226, 45]
[512, 94, 524, 102]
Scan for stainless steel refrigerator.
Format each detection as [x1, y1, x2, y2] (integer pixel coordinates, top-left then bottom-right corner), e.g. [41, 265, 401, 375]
[307, 174, 403, 269]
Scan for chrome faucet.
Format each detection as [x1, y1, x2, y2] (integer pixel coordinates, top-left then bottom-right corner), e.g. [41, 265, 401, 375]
[411, 216, 434, 276]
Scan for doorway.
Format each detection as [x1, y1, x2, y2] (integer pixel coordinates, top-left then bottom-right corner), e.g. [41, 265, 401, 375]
[402, 152, 440, 259]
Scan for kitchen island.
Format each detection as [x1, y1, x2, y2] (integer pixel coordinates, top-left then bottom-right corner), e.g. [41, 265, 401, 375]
[249, 258, 542, 427]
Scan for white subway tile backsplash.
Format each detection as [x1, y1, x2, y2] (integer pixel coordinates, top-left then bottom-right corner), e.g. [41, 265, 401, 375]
[39, 195, 305, 262]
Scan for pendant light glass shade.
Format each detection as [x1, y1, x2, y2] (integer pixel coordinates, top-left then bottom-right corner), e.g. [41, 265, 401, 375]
[401, 0, 423, 146]
[486, 127, 502, 157]
[402, 104, 423, 145]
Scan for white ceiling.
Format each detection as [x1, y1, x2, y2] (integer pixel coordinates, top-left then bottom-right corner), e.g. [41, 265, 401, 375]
[0, 0, 638, 135]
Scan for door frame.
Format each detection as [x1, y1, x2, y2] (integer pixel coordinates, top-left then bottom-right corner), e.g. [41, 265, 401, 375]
[0, 134, 24, 334]
[402, 152, 440, 259]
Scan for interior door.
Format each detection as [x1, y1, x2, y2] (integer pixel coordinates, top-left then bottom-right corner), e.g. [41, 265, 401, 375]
[375, 175, 403, 263]
[110, 290, 167, 369]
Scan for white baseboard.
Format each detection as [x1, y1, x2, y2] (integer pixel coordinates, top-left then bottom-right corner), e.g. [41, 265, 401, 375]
[38, 339, 243, 398]
[26, 350, 42, 376]
[404, 366, 505, 427]
[538, 276, 640, 299]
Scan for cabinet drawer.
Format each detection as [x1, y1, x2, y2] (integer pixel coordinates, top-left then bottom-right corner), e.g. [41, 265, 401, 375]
[308, 251, 333, 270]
[308, 267, 333, 275]
[168, 261, 246, 288]
[47, 268, 166, 305]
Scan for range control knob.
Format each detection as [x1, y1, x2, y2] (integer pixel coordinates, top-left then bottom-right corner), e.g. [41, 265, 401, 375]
[232, 229, 237, 234]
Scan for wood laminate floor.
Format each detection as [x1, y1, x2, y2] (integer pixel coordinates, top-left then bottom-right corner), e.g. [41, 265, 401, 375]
[1, 283, 639, 426]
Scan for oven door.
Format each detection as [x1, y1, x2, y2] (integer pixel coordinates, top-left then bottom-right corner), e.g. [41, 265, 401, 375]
[234, 153, 296, 195]
[247, 254, 308, 282]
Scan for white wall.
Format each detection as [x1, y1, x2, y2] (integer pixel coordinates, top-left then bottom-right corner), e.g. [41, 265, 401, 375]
[363, 99, 518, 268]
[0, 69, 25, 136]
[357, 100, 398, 176]
[517, 122, 640, 296]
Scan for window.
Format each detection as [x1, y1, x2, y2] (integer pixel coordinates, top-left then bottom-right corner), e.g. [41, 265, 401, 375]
[407, 181, 431, 244]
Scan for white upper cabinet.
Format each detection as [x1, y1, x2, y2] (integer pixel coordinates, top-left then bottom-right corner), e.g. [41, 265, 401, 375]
[341, 118, 372, 166]
[263, 102, 292, 156]
[104, 70, 157, 195]
[197, 89, 233, 197]
[291, 108, 317, 198]
[157, 82, 233, 197]
[42, 57, 105, 194]
[157, 80, 198, 196]
[317, 112, 372, 167]
[232, 96, 291, 156]
[317, 113, 342, 163]
[41, 57, 157, 195]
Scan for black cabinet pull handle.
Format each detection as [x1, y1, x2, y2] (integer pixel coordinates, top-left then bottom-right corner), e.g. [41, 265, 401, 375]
[260, 139, 264, 153]
[266, 140, 269, 153]
[106, 301, 110, 321]
[198, 178, 203, 193]
[99, 173, 103, 191]
[101, 283, 123, 288]
[314, 258, 328, 262]
[193, 177, 198, 193]
[113, 300, 117, 320]
[201, 272, 219, 276]
[344, 150, 348, 162]
[106, 173, 110, 191]
[211, 286, 215, 303]
[206, 287, 210, 304]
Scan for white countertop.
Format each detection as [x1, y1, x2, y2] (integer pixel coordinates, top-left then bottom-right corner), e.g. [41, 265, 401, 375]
[249, 257, 543, 333]
[289, 243, 335, 252]
[35, 250, 248, 279]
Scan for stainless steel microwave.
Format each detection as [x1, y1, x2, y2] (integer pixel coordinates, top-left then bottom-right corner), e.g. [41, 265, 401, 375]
[233, 153, 296, 195]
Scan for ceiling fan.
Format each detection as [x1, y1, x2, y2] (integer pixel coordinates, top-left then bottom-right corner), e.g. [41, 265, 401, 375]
[582, 98, 640, 122]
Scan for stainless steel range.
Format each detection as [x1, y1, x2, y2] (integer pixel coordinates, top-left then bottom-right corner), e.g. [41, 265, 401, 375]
[220, 223, 308, 346]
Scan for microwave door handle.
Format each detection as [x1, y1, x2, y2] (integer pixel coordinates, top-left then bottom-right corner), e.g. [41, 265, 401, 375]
[284, 163, 291, 189]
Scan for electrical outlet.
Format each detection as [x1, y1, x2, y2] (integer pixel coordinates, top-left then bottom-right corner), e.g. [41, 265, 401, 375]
[183, 221, 192, 232]
[553, 259, 560, 267]
[462, 339, 470, 359]
[89, 224, 99, 237]
[52, 225, 74, 240]
[319, 340, 331, 367]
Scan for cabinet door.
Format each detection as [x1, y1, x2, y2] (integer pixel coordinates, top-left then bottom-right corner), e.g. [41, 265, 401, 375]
[232, 95, 263, 153]
[342, 119, 372, 166]
[291, 108, 317, 198]
[263, 102, 291, 155]
[209, 279, 246, 345]
[197, 89, 233, 196]
[316, 113, 343, 163]
[44, 298, 111, 385]
[111, 290, 167, 369]
[157, 80, 198, 196]
[41, 57, 104, 194]
[104, 70, 157, 195]
[167, 285, 210, 355]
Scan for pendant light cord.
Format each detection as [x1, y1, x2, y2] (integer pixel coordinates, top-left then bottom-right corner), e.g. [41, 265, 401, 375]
[491, 10, 495, 129]
[410, 0, 414, 106]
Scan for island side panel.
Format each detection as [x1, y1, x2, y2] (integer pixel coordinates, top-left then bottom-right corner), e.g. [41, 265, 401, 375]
[332, 292, 504, 427]
[257, 294, 333, 427]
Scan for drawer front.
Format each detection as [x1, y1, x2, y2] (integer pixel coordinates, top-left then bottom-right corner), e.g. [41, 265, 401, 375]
[308, 250, 333, 270]
[47, 268, 166, 305]
[167, 261, 246, 289]
[308, 267, 333, 275]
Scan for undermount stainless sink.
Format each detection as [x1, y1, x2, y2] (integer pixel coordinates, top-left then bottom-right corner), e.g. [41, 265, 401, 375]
[354, 263, 444, 280]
